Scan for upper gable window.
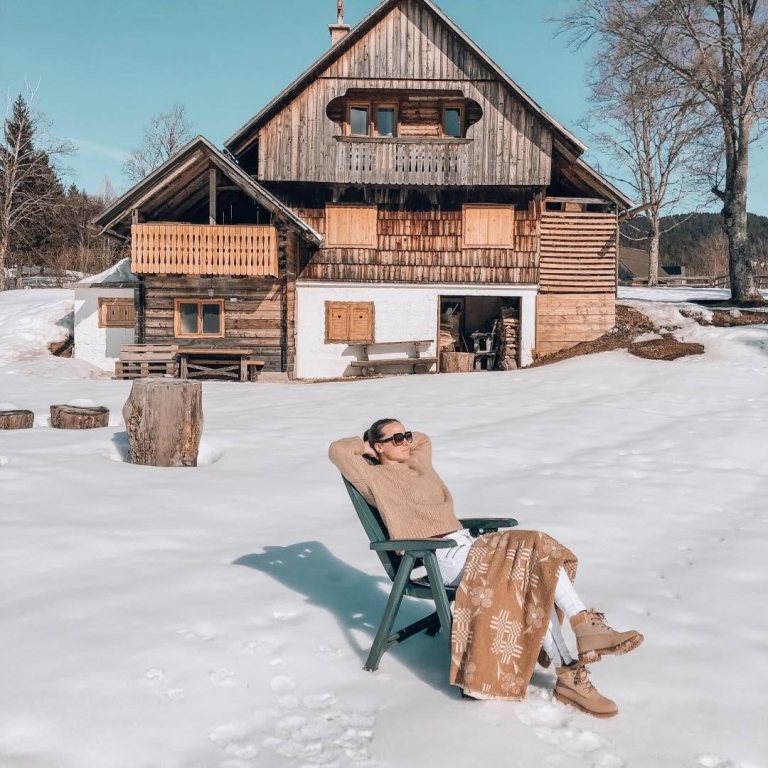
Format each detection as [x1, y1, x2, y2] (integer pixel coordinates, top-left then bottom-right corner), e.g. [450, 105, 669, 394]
[350, 105, 370, 136]
[443, 107, 463, 138]
[375, 107, 396, 137]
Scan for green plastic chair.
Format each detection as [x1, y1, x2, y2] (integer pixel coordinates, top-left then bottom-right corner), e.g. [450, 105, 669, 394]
[342, 476, 518, 672]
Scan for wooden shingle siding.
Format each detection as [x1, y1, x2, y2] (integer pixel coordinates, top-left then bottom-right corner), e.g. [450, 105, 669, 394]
[539, 211, 617, 293]
[257, 0, 552, 186]
[296, 205, 539, 284]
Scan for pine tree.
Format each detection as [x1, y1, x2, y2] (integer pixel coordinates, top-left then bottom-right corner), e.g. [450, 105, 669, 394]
[0, 92, 68, 290]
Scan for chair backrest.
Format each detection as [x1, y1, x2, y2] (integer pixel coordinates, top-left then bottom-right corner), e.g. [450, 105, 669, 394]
[342, 476, 401, 582]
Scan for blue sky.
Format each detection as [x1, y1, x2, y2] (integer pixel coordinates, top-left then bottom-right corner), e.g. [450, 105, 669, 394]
[2, 0, 766, 214]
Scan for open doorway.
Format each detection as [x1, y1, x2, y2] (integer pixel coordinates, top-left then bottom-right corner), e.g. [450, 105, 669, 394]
[439, 296, 521, 371]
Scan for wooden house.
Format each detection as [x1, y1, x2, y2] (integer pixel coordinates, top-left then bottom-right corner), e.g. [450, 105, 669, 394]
[94, 0, 631, 380]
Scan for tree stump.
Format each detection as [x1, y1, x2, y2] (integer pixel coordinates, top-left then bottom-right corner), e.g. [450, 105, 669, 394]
[122, 378, 203, 467]
[440, 350, 475, 373]
[50, 404, 109, 429]
[0, 410, 35, 430]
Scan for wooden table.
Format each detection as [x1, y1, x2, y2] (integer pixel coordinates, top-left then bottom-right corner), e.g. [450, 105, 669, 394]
[177, 348, 265, 382]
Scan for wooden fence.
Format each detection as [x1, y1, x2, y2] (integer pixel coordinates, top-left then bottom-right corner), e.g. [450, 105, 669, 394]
[131, 224, 279, 277]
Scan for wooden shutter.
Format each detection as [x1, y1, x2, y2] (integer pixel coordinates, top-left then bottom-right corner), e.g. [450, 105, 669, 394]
[349, 302, 374, 342]
[99, 298, 135, 328]
[462, 205, 515, 248]
[325, 301, 374, 343]
[325, 206, 378, 248]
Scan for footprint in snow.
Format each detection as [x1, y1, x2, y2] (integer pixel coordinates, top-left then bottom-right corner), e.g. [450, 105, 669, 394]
[0, 456, 9, 466]
[270, 675, 297, 694]
[209, 669, 238, 687]
[166, 688, 185, 701]
[515, 690, 625, 767]
[142, 668, 167, 686]
[243, 637, 282, 656]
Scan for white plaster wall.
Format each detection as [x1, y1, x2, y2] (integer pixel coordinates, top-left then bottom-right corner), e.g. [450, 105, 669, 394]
[74, 287, 136, 372]
[295, 282, 537, 380]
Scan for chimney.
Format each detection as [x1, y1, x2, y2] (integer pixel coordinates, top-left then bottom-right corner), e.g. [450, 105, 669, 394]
[329, 0, 350, 45]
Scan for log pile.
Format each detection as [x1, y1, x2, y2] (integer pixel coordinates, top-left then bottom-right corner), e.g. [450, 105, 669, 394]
[497, 307, 520, 371]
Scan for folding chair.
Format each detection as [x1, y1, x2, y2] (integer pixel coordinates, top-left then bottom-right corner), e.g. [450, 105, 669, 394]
[342, 476, 517, 671]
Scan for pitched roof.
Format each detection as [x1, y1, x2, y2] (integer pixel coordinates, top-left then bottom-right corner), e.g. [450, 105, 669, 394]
[225, 0, 588, 158]
[92, 136, 322, 244]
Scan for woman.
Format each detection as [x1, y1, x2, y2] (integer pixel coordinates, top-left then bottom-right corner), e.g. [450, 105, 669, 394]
[329, 418, 643, 718]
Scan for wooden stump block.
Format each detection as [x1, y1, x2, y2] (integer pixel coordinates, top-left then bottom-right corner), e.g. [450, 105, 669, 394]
[50, 404, 109, 430]
[440, 350, 475, 373]
[122, 378, 203, 467]
[0, 410, 34, 430]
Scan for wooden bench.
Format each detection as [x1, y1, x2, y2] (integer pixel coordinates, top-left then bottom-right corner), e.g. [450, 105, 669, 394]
[115, 344, 179, 379]
[349, 340, 438, 378]
[178, 347, 264, 382]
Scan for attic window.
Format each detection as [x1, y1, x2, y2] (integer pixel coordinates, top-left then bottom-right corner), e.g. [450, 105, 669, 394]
[349, 105, 370, 136]
[443, 107, 463, 138]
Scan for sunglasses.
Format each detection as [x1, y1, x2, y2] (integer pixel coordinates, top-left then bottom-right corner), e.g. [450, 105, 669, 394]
[377, 431, 413, 446]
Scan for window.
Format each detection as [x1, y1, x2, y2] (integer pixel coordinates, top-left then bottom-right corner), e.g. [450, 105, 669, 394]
[174, 299, 225, 338]
[443, 106, 463, 138]
[325, 301, 375, 343]
[462, 205, 515, 248]
[98, 298, 135, 328]
[349, 105, 370, 136]
[325, 205, 378, 248]
[375, 106, 397, 137]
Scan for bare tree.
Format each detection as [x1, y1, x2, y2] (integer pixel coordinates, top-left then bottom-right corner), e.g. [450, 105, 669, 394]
[0, 85, 73, 291]
[123, 104, 194, 183]
[560, 0, 768, 303]
[582, 51, 713, 285]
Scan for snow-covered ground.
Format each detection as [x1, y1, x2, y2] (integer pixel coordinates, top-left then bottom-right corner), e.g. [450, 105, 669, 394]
[1, 290, 767, 768]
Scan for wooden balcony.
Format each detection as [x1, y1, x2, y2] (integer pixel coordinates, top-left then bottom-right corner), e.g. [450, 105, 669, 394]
[131, 224, 279, 277]
[334, 137, 470, 186]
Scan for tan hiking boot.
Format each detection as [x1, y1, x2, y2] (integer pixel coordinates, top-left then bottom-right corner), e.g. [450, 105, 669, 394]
[572, 609, 644, 664]
[554, 664, 618, 718]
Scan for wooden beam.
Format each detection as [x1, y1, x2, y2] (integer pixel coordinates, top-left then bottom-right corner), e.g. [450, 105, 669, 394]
[209, 166, 217, 225]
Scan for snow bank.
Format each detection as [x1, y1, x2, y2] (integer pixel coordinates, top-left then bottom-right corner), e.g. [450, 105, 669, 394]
[0, 289, 106, 379]
[75, 258, 138, 286]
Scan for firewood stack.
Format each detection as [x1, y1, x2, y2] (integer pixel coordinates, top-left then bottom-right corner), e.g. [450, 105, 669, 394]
[497, 307, 520, 370]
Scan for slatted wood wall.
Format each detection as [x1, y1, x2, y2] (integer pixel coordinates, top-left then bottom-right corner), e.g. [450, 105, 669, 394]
[295, 204, 539, 284]
[254, 0, 552, 186]
[131, 224, 278, 277]
[536, 210, 617, 355]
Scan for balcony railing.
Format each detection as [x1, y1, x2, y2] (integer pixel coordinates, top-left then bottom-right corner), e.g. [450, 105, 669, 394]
[335, 138, 470, 186]
[131, 224, 279, 277]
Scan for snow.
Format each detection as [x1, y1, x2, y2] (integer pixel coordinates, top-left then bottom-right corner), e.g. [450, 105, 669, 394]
[1, 289, 767, 768]
[75, 258, 138, 286]
[0, 289, 106, 379]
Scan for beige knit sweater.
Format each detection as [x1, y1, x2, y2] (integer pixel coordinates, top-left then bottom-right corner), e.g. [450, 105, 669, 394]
[328, 432, 462, 540]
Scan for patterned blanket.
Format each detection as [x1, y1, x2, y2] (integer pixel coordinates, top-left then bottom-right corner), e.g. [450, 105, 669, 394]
[449, 530, 578, 700]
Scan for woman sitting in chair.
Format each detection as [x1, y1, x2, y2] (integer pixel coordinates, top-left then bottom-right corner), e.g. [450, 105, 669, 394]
[329, 418, 643, 718]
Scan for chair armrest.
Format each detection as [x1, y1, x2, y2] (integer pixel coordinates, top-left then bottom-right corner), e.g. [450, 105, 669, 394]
[459, 518, 518, 534]
[370, 538, 458, 552]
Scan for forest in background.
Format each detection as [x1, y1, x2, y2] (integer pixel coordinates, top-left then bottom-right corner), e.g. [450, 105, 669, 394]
[621, 213, 768, 276]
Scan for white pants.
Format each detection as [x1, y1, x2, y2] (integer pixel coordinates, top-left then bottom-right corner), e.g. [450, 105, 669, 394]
[435, 529, 586, 667]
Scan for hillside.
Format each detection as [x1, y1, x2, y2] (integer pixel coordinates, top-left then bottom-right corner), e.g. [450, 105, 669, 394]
[620, 212, 768, 274]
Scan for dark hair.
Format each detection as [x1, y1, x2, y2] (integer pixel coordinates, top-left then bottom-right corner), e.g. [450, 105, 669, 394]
[363, 418, 401, 449]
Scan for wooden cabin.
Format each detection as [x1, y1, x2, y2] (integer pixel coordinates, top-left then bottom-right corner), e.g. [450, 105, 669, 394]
[94, 0, 631, 380]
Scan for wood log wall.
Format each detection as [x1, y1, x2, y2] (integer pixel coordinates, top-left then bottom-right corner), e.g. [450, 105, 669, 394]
[142, 276, 285, 372]
[255, 0, 552, 186]
[295, 204, 539, 284]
